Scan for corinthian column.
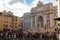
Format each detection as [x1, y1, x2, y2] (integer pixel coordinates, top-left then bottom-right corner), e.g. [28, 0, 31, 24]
[35, 16, 37, 27]
[31, 17, 33, 27]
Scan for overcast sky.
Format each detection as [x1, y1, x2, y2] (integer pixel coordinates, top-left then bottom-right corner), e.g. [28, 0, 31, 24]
[0, 0, 57, 17]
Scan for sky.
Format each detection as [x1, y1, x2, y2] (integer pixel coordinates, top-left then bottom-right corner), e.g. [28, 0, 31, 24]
[0, 0, 57, 17]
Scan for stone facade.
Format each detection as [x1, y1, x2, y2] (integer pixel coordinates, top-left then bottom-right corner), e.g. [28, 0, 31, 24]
[30, 1, 57, 33]
[56, 0, 60, 17]
[23, 12, 31, 31]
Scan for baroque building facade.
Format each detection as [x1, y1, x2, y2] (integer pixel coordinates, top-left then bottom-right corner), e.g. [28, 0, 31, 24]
[30, 1, 57, 33]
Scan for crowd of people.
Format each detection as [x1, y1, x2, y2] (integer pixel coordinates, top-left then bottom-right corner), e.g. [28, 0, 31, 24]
[0, 28, 57, 40]
[0, 29, 40, 40]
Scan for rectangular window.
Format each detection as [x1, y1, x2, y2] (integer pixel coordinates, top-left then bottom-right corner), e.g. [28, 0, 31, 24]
[4, 21, 8, 23]
[15, 23, 17, 24]
[29, 22, 31, 27]
[11, 16, 14, 18]
[33, 16, 35, 27]
[27, 22, 28, 27]
[7, 14, 11, 17]
[3, 15, 8, 17]
[16, 20, 17, 21]
[0, 13, 2, 16]
[4, 25, 8, 27]
[12, 19, 14, 21]
[47, 13, 50, 18]
[10, 25, 13, 28]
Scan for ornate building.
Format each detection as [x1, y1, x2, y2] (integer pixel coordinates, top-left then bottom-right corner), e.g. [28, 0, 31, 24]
[30, 1, 57, 33]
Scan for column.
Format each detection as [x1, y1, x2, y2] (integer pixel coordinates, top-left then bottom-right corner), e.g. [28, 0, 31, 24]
[35, 16, 37, 27]
[56, 0, 60, 40]
[35, 15, 38, 32]
[31, 17, 33, 28]
[57, 0, 60, 17]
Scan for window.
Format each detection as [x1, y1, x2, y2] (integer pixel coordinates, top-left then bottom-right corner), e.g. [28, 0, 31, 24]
[27, 22, 28, 27]
[11, 16, 14, 18]
[7, 14, 11, 17]
[12, 19, 14, 21]
[0, 13, 2, 16]
[33, 21, 35, 26]
[41, 22, 43, 27]
[33, 17, 35, 27]
[15, 23, 17, 24]
[11, 22, 13, 24]
[4, 25, 8, 27]
[16, 20, 17, 21]
[4, 15, 8, 17]
[47, 20, 50, 22]
[24, 22, 25, 27]
[29, 22, 31, 27]
[10, 25, 13, 28]
[40, 16, 44, 27]
[4, 21, 8, 23]
[47, 13, 50, 18]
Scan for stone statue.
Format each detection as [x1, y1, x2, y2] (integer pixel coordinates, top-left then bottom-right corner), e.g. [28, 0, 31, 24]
[37, 1, 43, 7]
